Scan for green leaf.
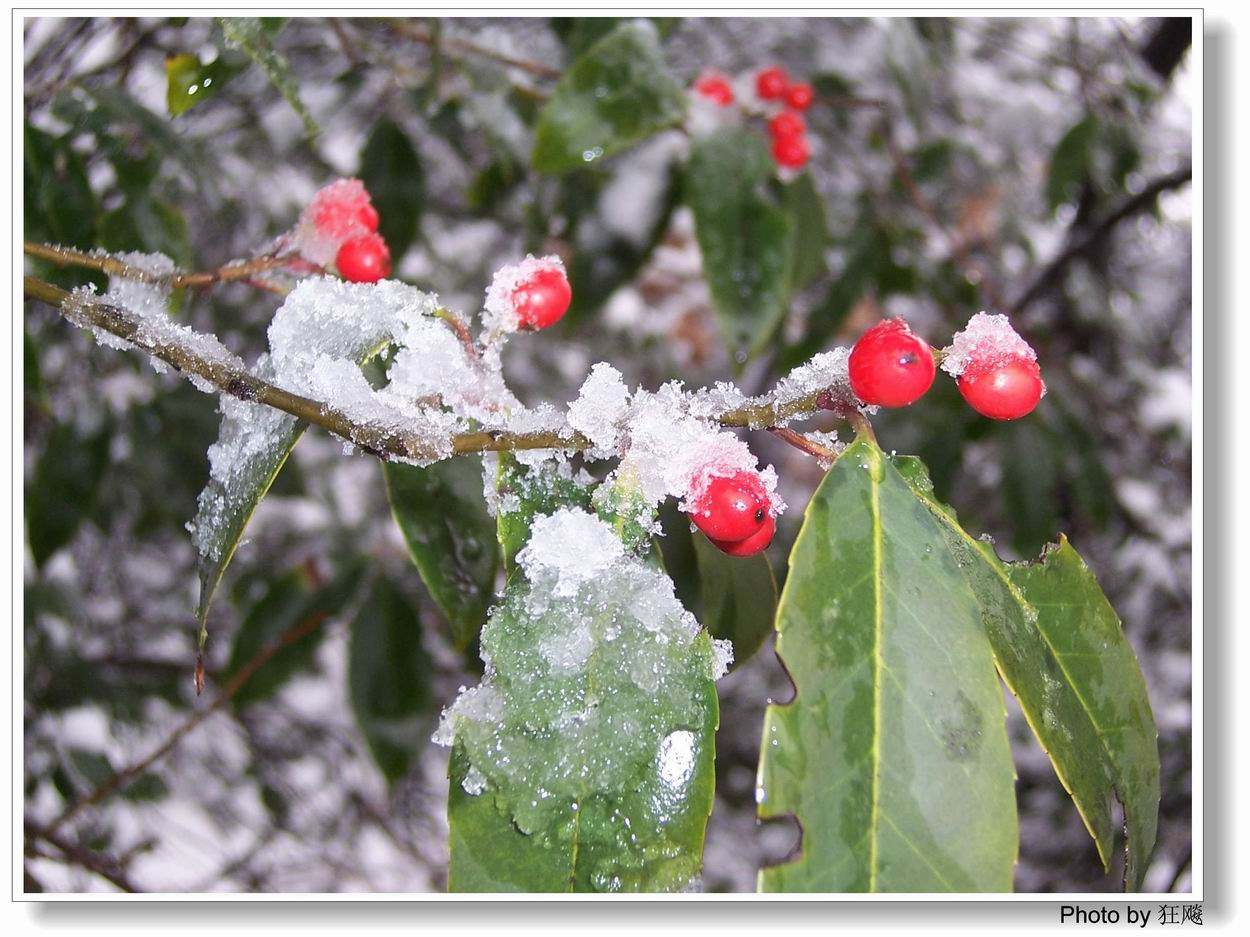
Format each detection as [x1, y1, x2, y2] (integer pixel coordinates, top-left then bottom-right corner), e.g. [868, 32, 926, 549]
[23, 121, 96, 251]
[445, 524, 719, 892]
[1046, 116, 1097, 212]
[532, 22, 686, 173]
[359, 117, 424, 261]
[348, 575, 433, 785]
[26, 420, 112, 568]
[165, 52, 236, 117]
[225, 564, 362, 708]
[692, 532, 776, 672]
[494, 453, 593, 574]
[895, 455, 1157, 889]
[784, 172, 830, 292]
[757, 438, 1017, 892]
[219, 16, 317, 137]
[193, 302, 408, 635]
[687, 129, 792, 361]
[383, 459, 498, 652]
[1007, 539, 1159, 890]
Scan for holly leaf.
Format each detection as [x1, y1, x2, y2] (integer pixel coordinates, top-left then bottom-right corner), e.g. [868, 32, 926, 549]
[687, 129, 792, 362]
[896, 455, 1159, 891]
[165, 52, 237, 117]
[757, 438, 1018, 891]
[446, 528, 719, 892]
[26, 419, 112, 568]
[359, 117, 424, 261]
[532, 21, 686, 173]
[348, 575, 433, 785]
[383, 459, 498, 652]
[225, 563, 363, 707]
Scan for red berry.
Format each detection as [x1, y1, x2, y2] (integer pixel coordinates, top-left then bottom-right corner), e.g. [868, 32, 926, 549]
[711, 513, 775, 557]
[771, 133, 810, 169]
[512, 266, 572, 330]
[336, 233, 391, 283]
[848, 319, 936, 407]
[694, 74, 735, 106]
[784, 82, 814, 111]
[356, 202, 379, 232]
[767, 112, 806, 139]
[755, 66, 789, 100]
[688, 471, 771, 543]
[958, 355, 1045, 420]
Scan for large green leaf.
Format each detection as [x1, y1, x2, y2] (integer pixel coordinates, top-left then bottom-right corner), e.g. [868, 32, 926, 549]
[26, 420, 112, 568]
[225, 563, 363, 708]
[445, 508, 719, 892]
[692, 532, 776, 672]
[687, 130, 792, 361]
[348, 575, 433, 785]
[359, 117, 424, 261]
[1046, 116, 1097, 212]
[784, 172, 830, 292]
[1007, 540, 1159, 890]
[219, 17, 317, 137]
[532, 22, 686, 173]
[23, 121, 96, 252]
[383, 459, 498, 651]
[895, 455, 1159, 890]
[757, 438, 1017, 892]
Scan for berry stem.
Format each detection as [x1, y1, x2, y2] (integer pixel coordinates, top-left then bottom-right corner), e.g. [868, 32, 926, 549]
[433, 307, 479, 359]
[848, 410, 878, 445]
[768, 427, 841, 463]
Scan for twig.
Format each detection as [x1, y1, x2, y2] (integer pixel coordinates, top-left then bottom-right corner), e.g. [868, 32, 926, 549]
[1010, 165, 1193, 314]
[24, 276, 850, 462]
[386, 19, 563, 80]
[769, 426, 841, 463]
[24, 241, 292, 290]
[43, 607, 332, 836]
[25, 821, 140, 893]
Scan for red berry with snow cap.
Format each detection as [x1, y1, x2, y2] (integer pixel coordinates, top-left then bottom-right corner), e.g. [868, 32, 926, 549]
[512, 266, 572, 331]
[784, 82, 814, 111]
[688, 471, 771, 544]
[848, 319, 936, 407]
[336, 233, 391, 283]
[711, 513, 775, 557]
[958, 356, 1045, 420]
[756, 66, 789, 100]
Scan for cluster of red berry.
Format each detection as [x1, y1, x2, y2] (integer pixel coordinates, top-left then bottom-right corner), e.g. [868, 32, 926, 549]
[847, 318, 1045, 420]
[691, 65, 815, 171]
[756, 66, 813, 170]
[304, 181, 392, 283]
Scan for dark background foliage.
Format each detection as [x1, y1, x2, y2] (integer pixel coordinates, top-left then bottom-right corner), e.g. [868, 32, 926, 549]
[23, 16, 1191, 892]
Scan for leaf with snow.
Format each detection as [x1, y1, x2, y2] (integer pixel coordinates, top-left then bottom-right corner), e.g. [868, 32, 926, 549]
[191, 278, 443, 636]
[441, 508, 720, 891]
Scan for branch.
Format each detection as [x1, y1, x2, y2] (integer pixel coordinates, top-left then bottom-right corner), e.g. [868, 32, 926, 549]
[386, 18, 563, 80]
[25, 821, 140, 893]
[24, 276, 843, 462]
[1010, 166, 1193, 314]
[42, 604, 334, 837]
[24, 240, 295, 289]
